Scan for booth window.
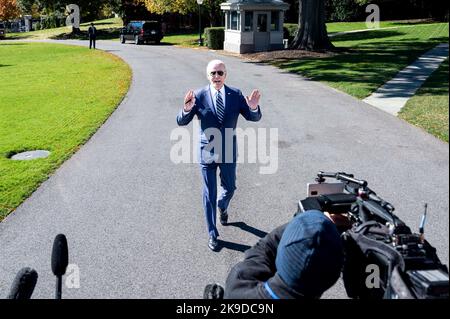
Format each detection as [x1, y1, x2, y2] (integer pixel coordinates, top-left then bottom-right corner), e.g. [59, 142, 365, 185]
[230, 11, 239, 30]
[244, 12, 253, 31]
[270, 11, 279, 31]
[257, 14, 267, 32]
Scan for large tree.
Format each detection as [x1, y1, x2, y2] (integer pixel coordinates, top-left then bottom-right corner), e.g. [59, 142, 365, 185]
[143, 0, 195, 15]
[16, 0, 36, 14]
[202, 0, 223, 27]
[143, 0, 223, 26]
[290, 0, 334, 51]
[0, 0, 21, 20]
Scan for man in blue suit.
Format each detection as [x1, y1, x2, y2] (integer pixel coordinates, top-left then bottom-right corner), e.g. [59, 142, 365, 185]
[177, 60, 262, 251]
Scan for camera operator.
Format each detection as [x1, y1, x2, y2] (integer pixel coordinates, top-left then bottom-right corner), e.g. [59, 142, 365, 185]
[219, 210, 347, 299]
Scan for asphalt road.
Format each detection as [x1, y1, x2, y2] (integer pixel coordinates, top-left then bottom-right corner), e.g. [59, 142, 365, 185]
[0, 40, 448, 299]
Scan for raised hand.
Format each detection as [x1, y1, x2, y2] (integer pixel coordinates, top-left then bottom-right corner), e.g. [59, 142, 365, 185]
[184, 90, 195, 112]
[245, 89, 261, 110]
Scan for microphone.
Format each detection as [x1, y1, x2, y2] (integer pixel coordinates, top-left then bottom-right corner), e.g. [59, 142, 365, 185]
[51, 234, 69, 299]
[7, 267, 38, 299]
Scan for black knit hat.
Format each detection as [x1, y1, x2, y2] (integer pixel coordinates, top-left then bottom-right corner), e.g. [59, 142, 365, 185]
[275, 210, 344, 297]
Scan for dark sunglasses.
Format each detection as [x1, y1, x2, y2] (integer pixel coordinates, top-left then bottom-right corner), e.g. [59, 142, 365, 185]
[210, 71, 225, 76]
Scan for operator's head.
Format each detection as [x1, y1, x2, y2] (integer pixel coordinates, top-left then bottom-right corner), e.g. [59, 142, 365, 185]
[275, 210, 344, 298]
[207, 60, 227, 91]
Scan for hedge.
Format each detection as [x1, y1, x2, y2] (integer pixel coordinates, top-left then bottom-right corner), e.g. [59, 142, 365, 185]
[204, 27, 224, 50]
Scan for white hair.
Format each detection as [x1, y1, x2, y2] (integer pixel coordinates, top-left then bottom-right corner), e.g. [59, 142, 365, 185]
[206, 60, 227, 75]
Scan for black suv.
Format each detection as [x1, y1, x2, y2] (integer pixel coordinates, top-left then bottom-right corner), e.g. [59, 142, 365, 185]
[120, 21, 164, 45]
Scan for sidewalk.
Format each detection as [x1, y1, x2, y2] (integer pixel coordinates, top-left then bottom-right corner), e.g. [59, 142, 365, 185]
[363, 43, 449, 115]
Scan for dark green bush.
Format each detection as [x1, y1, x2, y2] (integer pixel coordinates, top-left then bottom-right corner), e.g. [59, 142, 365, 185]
[284, 23, 298, 38]
[40, 14, 65, 30]
[204, 27, 224, 50]
[328, 0, 365, 22]
[283, 24, 298, 46]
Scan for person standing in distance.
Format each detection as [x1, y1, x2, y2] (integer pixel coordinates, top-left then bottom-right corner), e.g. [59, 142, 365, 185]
[177, 60, 262, 251]
[88, 23, 97, 49]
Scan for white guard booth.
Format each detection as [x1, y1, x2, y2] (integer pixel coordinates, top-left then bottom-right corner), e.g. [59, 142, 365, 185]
[220, 0, 289, 54]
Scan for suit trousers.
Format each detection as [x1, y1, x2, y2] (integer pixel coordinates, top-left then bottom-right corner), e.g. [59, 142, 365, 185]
[201, 162, 237, 238]
[89, 36, 96, 49]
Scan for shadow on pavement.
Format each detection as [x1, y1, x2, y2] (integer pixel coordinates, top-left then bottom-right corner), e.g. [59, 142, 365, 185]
[226, 222, 268, 239]
[49, 29, 121, 40]
[217, 240, 251, 252]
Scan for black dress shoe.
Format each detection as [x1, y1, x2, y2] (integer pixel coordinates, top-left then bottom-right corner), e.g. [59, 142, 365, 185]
[219, 208, 228, 226]
[203, 283, 224, 299]
[208, 236, 219, 251]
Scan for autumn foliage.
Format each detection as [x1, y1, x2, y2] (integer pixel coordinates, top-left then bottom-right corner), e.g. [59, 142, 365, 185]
[0, 0, 21, 21]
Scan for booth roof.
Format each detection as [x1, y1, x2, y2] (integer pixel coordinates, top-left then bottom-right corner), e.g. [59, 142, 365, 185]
[220, 0, 289, 10]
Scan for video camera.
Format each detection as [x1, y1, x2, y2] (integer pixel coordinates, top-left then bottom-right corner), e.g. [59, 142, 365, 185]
[298, 171, 449, 299]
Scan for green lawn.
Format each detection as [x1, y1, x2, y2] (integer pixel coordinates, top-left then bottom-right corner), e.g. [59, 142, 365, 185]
[273, 23, 448, 99]
[282, 20, 438, 37]
[326, 20, 441, 33]
[163, 33, 199, 47]
[398, 59, 449, 142]
[5, 17, 202, 46]
[10, 19, 435, 47]
[163, 21, 444, 48]
[6, 17, 124, 40]
[0, 42, 131, 220]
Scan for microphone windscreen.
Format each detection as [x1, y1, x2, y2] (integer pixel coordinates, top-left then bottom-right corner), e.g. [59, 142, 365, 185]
[51, 234, 68, 276]
[7, 267, 38, 299]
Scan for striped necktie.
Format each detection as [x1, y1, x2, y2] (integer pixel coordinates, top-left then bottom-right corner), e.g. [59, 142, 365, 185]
[216, 90, 225, 124]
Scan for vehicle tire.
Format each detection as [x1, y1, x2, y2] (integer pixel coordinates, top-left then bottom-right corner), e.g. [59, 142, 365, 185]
[135, 35, 140, 45]
[120, 35, 125, 43]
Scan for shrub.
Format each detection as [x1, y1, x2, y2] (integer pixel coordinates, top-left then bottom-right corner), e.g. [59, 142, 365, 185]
[284, 23, 298, 39]
[328, 0, 365, 22]
[40, 13, 65, 30]
[204, 27, 224, 50]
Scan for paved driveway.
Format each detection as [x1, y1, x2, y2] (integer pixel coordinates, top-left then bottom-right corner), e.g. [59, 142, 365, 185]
[0, 40, 448, 298]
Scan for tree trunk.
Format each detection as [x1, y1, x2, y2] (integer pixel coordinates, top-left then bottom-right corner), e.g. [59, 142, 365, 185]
[208, 4, 222, 27]
[290, 0, 334, 51]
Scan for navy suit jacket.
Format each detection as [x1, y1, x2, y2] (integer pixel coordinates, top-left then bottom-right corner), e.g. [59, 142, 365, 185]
[177, 85, 262, 165]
